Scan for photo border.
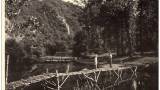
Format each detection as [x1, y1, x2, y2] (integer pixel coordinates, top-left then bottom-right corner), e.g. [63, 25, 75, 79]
[0, 0, 160, 90]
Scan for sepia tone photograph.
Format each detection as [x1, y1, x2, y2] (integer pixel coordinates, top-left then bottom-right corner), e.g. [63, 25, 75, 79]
[4, 0, 158, 90]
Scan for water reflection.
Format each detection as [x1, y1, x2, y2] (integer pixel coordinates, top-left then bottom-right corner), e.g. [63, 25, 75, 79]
[131, 80, 137, 90]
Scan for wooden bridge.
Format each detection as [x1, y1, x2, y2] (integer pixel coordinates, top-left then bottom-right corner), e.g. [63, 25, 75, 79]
[39, 56, 78, 62]
[7, 64, 137, 90]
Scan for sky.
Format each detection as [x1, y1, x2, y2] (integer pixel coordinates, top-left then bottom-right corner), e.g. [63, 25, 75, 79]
[62, 0, 85, 7]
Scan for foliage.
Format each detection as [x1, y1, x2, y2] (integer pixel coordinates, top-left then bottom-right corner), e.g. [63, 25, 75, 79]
[78, 0, 158, 56]
[5, 39, 24, 61]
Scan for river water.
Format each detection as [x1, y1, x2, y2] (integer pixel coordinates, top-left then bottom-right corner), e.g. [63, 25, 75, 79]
[21, 62, 158, 90]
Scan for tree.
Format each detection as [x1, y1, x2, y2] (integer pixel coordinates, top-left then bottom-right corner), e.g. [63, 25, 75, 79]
[5, 39, 24, 82]
[127, 0, 139, 56]
[73, 30, 87, 57]
[137, 0, 158, 55]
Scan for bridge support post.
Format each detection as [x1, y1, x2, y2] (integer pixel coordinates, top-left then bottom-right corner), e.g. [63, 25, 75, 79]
[109, 52, 112, 68]
[94, 54, 98, 69]
[130, 66, 137, 77]
[95, 71, 101, 82]
[56, 70, 71, 90]
[113, 69, 123, 85]
[56, 70, 60, 90]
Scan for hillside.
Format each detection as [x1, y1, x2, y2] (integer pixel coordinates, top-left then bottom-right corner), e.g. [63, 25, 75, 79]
[5, 0, 82, 55]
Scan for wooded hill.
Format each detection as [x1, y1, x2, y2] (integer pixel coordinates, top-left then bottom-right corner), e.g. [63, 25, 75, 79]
[5, 0, 82, 56]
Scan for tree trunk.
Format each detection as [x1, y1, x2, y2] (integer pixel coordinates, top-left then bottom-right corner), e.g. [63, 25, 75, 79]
[117, 30, 123, 56]
[127, 0, 139, 56]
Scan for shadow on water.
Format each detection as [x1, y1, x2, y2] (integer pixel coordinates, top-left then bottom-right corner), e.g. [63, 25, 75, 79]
[20, 62, 158, 90]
